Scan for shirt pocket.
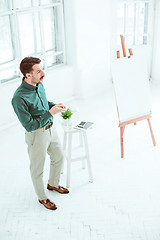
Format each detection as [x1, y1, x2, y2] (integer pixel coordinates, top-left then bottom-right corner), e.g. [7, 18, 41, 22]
[25, 132, 36, 146]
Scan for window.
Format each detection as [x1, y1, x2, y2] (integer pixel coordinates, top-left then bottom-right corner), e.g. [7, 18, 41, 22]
[0, 0, 65, 83]
[117, 0, 151, 46]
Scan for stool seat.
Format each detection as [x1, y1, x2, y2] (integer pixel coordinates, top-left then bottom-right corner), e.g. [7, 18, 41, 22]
[62, 126, 93, 188]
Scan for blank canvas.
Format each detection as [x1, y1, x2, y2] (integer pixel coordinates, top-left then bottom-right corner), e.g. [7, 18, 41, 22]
[111, 56, 152, 123]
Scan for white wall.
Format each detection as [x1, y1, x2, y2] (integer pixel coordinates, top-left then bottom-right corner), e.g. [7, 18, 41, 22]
[151, 0, 160, 84]
[43, 65, 74, 102]
[64, 0, 111, 98]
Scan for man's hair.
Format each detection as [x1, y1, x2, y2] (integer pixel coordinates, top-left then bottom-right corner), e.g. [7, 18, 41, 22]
[20, 57, 41, 77]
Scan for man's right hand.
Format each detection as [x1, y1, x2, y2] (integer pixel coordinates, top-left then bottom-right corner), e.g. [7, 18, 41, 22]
[49, 103, 66, 116]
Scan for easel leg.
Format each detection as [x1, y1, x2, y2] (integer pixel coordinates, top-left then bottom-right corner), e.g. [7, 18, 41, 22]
[147, 118, 156, 146]
[120, 126, 125, 158]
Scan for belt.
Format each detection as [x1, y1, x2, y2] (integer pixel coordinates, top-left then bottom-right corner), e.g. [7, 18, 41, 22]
[32, 122, 53, 133]
[45, 122, 53, 130]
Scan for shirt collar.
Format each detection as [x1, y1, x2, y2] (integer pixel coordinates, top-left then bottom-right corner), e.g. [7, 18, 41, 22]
[21, 77, 39, 91]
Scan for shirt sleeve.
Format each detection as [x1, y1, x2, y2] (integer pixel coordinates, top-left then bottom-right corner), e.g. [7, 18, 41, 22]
[48, 101, 56, 109]
[12, 96, 53, 132]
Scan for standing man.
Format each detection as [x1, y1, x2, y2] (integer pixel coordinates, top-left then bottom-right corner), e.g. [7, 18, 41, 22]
[12, 57, 69, 210]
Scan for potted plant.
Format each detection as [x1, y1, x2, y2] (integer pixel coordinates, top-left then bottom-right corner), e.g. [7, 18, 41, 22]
[61, 108, 73, 128]
[61, 107, 72, 120]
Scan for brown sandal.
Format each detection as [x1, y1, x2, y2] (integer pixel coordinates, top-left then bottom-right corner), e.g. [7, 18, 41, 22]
[47, 184, 69, 194]
[39, 198, 57, 210]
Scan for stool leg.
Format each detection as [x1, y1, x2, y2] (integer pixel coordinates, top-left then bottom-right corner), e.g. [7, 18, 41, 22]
[66, 132, 72, 188]
[61, 132, 67, 174]
[63, 132, 67, 151]
[83, 132, 93, 182]
[79, 131, 85, 169]
[79, 131, 83, 147]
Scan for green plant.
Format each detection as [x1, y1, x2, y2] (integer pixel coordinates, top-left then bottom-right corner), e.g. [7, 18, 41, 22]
[61, 108, 72, 119]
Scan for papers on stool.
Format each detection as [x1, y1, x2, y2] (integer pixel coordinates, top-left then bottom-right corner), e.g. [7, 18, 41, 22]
[74, 121, 93, 130]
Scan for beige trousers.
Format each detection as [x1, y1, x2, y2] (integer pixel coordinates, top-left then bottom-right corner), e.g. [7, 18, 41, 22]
[25, 125, 63, 200]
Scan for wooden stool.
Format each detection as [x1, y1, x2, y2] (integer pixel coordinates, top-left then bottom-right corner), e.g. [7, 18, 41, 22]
[62, 128, 93, 188]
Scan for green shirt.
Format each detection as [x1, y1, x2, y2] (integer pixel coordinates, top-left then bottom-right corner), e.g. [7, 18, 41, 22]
[12, 79, 55, 132]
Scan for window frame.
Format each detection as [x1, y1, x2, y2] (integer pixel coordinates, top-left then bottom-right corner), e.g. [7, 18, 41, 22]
[116, 0, 152, 46]
[0, 0, 66, 84]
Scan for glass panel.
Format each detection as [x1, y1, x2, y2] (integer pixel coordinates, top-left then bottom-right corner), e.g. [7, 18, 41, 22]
[46, 54, 56, 68]
[143, 2, 149, 35]
[137, 3, 145, 36]
[135, 35, 138, 45]
[42, 8, 56, 51]
[45, 52, 63, 68]
[14, 0, 31, 9]
[41, 0, 50, 4]
[116, 35, 121, 46]
[53, 0, 61, 3]
[32, 0, 40, 6]
[143, 35, 147, 45]
[127, 35, 134, 46]
[33, 13, 41, 53]
[41, 0, 61, 5]
[18, 12, 41, 57]
[117, 3, 125, 34]
[56, 53, 63, 64]
[127, 3, 135, 35]
[0, 64, 19, 83]
[0, 0, 9, 12]
[0, 15, 13, 64]
[138, 35, 143, 45]
[54, 6, 63, 51]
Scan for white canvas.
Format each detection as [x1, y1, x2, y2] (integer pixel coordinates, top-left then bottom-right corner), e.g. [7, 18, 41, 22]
[111, 56, 152, 123]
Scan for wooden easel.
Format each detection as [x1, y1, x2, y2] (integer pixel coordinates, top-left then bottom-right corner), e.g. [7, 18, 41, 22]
[119, 114, 156, 158]
[117, 35, 156, 158]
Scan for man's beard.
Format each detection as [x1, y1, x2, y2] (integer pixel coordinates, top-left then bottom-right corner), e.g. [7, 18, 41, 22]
[40, 75, 44, 80]
[32, 75, 44, 85]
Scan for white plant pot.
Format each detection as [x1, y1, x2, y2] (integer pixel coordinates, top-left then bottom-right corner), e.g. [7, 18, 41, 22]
[60, 110, 79, 130]
[61, 118, 73, 129]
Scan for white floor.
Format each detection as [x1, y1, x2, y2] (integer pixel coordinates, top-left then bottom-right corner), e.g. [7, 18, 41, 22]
[1, 83, 160, 240]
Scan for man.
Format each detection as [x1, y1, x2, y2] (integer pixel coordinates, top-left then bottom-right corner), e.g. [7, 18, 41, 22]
[12, 57, 69, 211]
